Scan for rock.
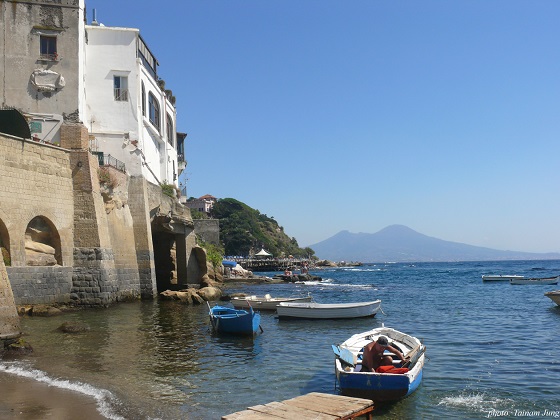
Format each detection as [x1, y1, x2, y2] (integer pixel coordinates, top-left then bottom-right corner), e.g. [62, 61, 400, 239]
[31, 305, 62, 317]
[3, 338, 33, 355]
[58, 321, 90, 333]
[197, 286, 222, 301]
[201, 274, 221, 288]
[159, 288, 207, 305]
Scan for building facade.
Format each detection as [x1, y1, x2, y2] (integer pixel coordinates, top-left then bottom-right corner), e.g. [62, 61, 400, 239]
[0, 0, 201, 306]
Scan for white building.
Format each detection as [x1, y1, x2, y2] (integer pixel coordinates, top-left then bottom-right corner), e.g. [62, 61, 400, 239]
[84, 22, 181, 186]
[0, 0, 184, 188]
[185, 195, 217, 214]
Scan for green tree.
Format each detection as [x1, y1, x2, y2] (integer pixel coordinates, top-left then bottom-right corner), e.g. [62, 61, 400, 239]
[210, 198, 316, 258]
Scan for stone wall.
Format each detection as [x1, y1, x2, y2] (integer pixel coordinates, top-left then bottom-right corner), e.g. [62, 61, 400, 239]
[7, 266, 73, 305]
[193, 219, 220, 245]
[0, 124, 199, 306]
[0, 258, 20, 339]
[0, 132, 75, 304]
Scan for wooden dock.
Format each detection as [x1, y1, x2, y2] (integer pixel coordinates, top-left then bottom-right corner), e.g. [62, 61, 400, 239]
[222, 392, 374, 419]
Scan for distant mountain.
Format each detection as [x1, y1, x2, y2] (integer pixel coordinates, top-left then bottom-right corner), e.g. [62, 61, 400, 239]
[309, 225, 560, 263]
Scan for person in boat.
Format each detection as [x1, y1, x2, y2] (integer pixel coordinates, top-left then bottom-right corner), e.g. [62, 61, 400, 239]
[361, 335, 408, 372]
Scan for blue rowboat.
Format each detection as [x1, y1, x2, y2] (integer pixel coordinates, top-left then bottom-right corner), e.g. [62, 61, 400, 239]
[208, 304, 261, 336]
[333, 327, 425, 402]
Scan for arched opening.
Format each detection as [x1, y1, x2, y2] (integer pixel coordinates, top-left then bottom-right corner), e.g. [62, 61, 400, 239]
[152, 231, 177, 293]
[0, 218, 10, 266]
[25, 216, 62, 266]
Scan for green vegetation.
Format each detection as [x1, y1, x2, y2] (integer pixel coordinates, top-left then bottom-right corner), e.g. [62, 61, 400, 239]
[210, 198, 315, 258]
[190, 209, 208, 219]
[198, 238, 224, 269]
[161, 182, 177, 198]
[97, 167, 117, 189]
[1, 247, 10, 266]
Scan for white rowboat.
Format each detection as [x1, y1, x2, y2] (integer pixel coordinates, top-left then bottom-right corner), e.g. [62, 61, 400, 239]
[333, 326, 425, 402]
[276, 300, 381, 319]
[482, 275, 525, 282]
[230, 294, 312, 310]
[510, 276, 559, 285]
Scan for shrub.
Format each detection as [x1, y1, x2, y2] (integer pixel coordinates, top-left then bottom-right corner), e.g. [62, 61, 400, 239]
[161, 182, 176, 198]
[98, 168, 117, 189]
[1, 247, 10, 266]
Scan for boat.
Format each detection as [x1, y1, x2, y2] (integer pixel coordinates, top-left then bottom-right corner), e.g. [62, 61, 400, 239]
[208, 304, 261, 336]
[230, 294, 312, 311]
[276, 300, 381, 319]
[510, 276, 559, 285]
[482, 275, 525, 282]
[333, 326, 426, 402]
[544, 290, 560, 305]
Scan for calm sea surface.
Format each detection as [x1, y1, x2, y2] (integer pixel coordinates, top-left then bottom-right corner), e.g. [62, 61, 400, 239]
[1, 260, 560, 419]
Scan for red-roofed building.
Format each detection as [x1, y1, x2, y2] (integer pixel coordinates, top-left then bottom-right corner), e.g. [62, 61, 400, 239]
[186, 195, 217, 214]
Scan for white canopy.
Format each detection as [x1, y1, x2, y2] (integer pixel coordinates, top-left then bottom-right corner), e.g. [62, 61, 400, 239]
[255, 248, 272, 257]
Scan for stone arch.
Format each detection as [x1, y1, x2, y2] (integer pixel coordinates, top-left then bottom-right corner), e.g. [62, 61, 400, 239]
[0, 218, 10, 266]
[24, 216, 62, 266]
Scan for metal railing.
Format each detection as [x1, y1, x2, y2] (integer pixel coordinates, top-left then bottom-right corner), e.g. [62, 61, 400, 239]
[114, 88, 129, 101]
[92, 151, 126, 173]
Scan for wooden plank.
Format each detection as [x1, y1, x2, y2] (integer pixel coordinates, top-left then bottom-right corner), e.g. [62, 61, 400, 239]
[248, 401, 337, 420]
[283, 393, 373, 418]
[223, 392, 374, 420]
[222, 409, 282, 419]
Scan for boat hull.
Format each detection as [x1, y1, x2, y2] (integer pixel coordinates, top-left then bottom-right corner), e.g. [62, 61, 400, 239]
[482, 275, 524, 282]
[337, 363, 423, 402]
[277, 300, 381, 319]
[231, 296, 312, 310]
[209, 306, 261, 336]
[510, 276, 559, 285]
[334, 327, 425, 402]
[545, 291, 560, 305]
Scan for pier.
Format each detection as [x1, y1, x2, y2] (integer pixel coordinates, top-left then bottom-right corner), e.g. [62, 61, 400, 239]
[227, 257, 312, 272]
[222, 392, 374, 419]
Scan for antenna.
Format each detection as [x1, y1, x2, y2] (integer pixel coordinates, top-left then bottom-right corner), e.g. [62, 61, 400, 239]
[92, 9, 99, 26]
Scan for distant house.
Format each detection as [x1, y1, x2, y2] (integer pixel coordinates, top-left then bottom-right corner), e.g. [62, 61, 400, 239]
[185, 195, 217, 214]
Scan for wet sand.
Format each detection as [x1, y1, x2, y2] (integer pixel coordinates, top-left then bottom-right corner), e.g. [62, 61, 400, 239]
[0, 373, 107, 420]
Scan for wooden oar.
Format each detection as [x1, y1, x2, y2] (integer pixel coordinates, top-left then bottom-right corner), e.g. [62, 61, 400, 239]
[332, 345, 356, 366]
[402, 344, 426, 369]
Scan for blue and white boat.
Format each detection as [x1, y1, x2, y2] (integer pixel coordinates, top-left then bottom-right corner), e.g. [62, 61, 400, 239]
[208, 304, 261, 336]
[333, 327, 425, 402]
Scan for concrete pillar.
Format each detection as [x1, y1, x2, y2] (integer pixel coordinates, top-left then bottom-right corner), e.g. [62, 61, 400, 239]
[128, 176, 157, 299]
[0, 258, 20, 340]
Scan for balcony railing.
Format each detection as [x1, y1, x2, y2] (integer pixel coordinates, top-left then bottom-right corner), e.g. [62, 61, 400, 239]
[114, 88, 129, 101]
[39, 53, 58, 61]
[92, 152, 126, 173]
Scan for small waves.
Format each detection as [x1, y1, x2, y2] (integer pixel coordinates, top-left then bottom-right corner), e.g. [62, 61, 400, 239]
[0, 361, 124, 420]
[296, 278, 378, 290]
[438, 391, 514, 417]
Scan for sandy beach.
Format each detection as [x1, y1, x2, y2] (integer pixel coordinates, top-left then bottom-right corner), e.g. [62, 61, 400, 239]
[0, 373, 107, 420]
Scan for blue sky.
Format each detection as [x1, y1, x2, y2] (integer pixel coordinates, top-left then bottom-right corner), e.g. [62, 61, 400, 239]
[86, 1, 560, 253]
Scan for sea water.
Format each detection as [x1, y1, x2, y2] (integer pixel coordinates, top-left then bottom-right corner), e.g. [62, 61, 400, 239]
[1, 260, 560, 419]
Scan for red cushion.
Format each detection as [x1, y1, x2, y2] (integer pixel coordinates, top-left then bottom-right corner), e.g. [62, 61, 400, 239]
[375, 366, 410, 374]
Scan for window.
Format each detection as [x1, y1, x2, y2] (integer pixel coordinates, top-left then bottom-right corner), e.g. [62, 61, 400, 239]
[148, 93, 160, 129]
[114, 76, 128, 101]
[141, 83, 146, 116]
[40, 35, 57, 60]
[166, 113, 174, 146]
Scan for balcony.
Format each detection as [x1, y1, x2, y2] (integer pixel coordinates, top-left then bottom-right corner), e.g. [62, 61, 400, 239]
[39, 53, 58, 61]
[92, 152, 126, 173]
[114, 88, 129, 102]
